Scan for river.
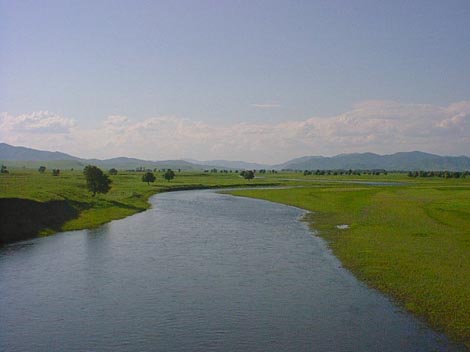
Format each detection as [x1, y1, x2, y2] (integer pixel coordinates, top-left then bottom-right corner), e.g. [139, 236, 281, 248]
[0, 190, 462, 351]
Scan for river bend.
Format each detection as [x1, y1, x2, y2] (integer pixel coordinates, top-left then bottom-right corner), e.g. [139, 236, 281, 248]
[0, 190, 462, 351]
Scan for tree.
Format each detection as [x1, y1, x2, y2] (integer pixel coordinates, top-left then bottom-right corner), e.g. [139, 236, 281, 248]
[240, 170, 254, 180]
[142, 171, 156, 185]
[38, 166, 46, 173]
[163, 169, 175, 182]
[83, 165, 112, 197]
[1, 165, 8, 174]
[109, 168, 118, 175]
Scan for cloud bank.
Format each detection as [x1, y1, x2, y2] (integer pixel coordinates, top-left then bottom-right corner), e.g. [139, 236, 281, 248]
[1, 100, 470, 163]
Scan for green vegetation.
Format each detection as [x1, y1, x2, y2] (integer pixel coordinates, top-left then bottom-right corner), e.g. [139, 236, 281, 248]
[83, 165, 112, 197]
[142, 171, 156, 185]
[229, 177, 470, 347]
[1, 168, 469, 347]
[0, 169, 277, 244]
[240, 170, 255, 180]
[163, 169, 175, 182]
[408, 170, 470, 179]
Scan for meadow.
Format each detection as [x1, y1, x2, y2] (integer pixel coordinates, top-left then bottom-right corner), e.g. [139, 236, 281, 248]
[0, 169, 278, 243]
[1, 168, 469, 347]
[230, 176, 470, 347]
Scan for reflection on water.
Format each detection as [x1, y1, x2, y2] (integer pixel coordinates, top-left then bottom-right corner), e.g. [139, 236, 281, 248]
[0, 190, 463, 351]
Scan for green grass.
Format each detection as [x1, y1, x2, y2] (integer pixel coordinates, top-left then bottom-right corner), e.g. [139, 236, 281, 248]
[2, 169, 470, 347]
[229, 178, 470, 347]
[0, 169, 279, 241]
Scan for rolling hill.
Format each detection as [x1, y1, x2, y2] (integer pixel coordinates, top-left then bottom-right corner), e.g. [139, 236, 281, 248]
[185, 159, 270, 170]
[0, 143, 79, 162]
[276, 151, 470, 171]
[0, 143, 210, 170]
[2, 143, 470, 171]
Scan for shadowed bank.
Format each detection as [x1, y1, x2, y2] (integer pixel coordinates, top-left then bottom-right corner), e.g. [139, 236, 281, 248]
[0, 199, 83, 245]
[0, 190, 463, 351]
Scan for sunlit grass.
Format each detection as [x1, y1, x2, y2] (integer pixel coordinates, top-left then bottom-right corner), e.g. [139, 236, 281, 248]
[230, 180, 470, 347]
[0, 169, 279, 235]
[2, 169, 470, 346]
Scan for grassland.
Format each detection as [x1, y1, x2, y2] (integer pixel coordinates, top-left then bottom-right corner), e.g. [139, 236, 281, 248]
[1, 169, 469, 347]
[0, 169, 279, 243]
[229, 176, 470, 347]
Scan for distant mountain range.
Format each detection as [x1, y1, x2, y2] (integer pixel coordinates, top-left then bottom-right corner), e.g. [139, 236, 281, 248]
[1, 143, 470, 171]
[275, 151, 470, 171]
[0, 143, 213, 170]
[0, 143, 79, 162]
[184, 159, 270, 170]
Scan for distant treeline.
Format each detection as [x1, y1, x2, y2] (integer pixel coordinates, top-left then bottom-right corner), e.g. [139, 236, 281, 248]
[301, 169, 387, 176]
[407, 170, 470, 178]
[296, 169, 469, 178]
[203, 169, 279, 174]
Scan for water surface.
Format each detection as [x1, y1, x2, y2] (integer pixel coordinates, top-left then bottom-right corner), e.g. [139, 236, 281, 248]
[0, 190, 461, 351]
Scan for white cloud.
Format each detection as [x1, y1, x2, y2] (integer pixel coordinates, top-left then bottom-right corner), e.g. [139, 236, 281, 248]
[103, 115, 130, 129]
[0, 111, 77, 153]
[1, 111, 75, 134]
[1, 100, 470, 163]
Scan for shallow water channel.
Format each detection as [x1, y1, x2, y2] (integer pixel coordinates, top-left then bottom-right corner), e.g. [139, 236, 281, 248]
[0, 190, 463, 351]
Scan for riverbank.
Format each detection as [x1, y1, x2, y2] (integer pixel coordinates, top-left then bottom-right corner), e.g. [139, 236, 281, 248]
[0, 170, 279, 245]
[2, 170, 469, 347]
[229, 182, 470, 348]
[3, 186, 460, 352]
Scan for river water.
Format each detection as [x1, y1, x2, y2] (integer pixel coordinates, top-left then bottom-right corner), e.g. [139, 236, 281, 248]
[0, 190, 462, 351]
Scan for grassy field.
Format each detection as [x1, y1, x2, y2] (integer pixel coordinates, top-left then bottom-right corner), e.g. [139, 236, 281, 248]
[0, 169, 279, 243]
[229, 177, 470, 347]
[1, 169, 469, 346]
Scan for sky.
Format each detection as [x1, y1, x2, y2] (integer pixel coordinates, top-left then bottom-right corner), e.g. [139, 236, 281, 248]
[1, 0, 470, 163]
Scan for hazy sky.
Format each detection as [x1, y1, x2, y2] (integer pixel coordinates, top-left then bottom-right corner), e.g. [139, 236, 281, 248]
[1, 0, 470, 162]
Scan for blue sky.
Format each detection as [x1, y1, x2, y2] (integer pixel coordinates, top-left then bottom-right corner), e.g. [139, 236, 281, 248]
[1, 1, 470, 162]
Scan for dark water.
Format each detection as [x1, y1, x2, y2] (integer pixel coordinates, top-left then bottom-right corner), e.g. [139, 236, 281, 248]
[0, 190, 462, 351]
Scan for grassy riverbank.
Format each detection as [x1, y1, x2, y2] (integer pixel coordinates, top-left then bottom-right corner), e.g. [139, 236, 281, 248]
[229, 179, 470, 347]
[2, 170, 469, 347]
[0, 169, 279, 244]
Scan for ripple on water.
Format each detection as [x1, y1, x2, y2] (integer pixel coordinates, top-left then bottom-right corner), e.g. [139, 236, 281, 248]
[0, 189, 464, 351]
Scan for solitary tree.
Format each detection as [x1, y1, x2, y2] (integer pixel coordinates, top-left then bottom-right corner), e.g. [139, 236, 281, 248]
[0, 165, 8, 174]
[142, 171, 156, 185]
[240, 170, 255, 180]
[163, 169, 175, 182]
[109, 168, 118, 175]
[83, 165, 112, 197]
[38, 166, 46, 173]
